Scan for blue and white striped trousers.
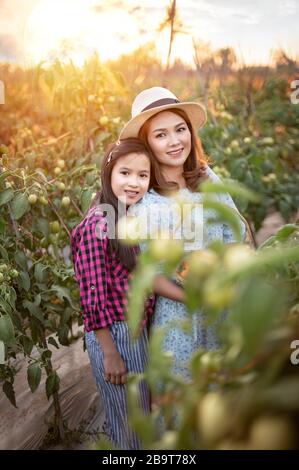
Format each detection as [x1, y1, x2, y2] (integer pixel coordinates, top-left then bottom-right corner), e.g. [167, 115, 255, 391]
[85, 322, 150, 450]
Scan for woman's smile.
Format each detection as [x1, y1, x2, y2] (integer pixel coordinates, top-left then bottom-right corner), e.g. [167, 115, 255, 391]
[147, 110, 191, 171]
[166, 147, 184, 157]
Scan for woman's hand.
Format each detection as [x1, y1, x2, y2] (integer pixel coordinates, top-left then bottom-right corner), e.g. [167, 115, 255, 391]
[153, 274, 186, 303]
[103, 350, 127, 385]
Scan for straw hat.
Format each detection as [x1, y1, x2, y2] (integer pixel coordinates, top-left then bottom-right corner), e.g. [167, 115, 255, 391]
[119, 87, 206, 139]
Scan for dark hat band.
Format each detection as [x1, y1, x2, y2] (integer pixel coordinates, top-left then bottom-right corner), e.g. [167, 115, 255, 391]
[141, 98, 180, 112]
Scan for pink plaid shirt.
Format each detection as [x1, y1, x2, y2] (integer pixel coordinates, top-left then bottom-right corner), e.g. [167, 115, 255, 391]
[71, 206, 155, 331]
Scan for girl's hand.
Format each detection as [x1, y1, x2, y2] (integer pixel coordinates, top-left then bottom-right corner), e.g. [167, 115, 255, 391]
[94, 327, 127, 385]
[103, 350, 127, 385]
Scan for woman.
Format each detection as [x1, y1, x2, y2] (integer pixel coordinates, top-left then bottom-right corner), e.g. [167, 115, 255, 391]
[119, 87, 246, 383]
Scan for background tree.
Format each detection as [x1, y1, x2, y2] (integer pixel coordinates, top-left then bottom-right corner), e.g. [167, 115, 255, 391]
[217, 47, 236, 86]
[158, 0, 187, 76]
[193, 38, 215, 110]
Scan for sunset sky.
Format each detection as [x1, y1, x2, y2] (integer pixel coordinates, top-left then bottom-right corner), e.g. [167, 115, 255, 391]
[0, 0, 298, 67]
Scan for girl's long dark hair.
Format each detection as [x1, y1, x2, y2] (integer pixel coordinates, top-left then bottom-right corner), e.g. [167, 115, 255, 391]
[138, 108, 209, 195]
[91, 138, 155, 271]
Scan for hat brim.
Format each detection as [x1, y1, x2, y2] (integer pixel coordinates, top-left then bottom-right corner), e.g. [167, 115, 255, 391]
[119, 102, 207, 140]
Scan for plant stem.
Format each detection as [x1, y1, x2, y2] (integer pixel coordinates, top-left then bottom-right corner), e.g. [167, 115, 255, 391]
[41, 332, 65, 441]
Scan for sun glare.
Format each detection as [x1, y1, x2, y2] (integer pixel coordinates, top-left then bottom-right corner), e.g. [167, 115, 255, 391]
[23, 0, 142, 65]
[20, 0, 290, 67]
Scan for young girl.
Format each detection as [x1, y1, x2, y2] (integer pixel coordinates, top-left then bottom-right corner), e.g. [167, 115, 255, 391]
[71, 137, 184, 449]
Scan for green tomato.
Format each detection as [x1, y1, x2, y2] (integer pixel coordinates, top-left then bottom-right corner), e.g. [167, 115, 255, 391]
[49, 234, 58, 244]
[150, 239, 184, 263]
[28, 194, 38, 205]
[40, 237, 49, 248]
[67, 208, 77, 217]
[203, 281, 235, 310]
[39, 196, 48, 206]
[261, 137, 274, 146]
[57, 159, 65, 169]
[50, 221, 60, 233]
[10, 269, 19, 279]
[188, 250, 219, 278]
[200, 352, 222, 373]
[249, 415, 295, 450]
[0, 144, 9, 155]
[197, 392, 231, 443]
[99, 116, 109, 126]
[61, 196, 71, 208]
[0, 264, 8, 272]
[223, 245, 252, 271]
[230, 140, 239, 149]
[57, 182, 66, 191]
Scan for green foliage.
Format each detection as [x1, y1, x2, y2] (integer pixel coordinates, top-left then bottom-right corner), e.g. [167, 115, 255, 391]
[200, 77, 299, 229]
[0, 162, 89, 415]
[46, 371, 60, 400]
[125, 218, 299, 449]
[27, 363, 42, 393]
[0, 314, 15, 345]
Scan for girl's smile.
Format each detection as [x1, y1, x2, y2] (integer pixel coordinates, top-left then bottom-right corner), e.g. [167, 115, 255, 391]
[111, 152, 150, 206]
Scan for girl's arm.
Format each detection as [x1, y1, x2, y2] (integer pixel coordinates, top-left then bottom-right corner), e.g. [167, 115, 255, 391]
[72, 213, 126, 385]
[153, 274, 186, 303]
[94, 328, 127, 385]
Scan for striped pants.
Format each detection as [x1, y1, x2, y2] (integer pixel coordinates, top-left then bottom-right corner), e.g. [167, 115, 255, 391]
[85, 322, 150, 450]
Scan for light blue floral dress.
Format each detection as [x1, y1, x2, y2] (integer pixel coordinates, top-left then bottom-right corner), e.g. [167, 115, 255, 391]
[130, 166, 246, 381]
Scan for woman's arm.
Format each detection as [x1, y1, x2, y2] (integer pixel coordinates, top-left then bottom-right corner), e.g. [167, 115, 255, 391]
[94, 328, 127, 385]
[205, 166, 247, 243]
[153, 274, 185, 303]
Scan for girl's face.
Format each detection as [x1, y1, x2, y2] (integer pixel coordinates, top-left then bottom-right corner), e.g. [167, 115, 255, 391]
[111, 152, 150, 206]
[146, 110, 192, 171]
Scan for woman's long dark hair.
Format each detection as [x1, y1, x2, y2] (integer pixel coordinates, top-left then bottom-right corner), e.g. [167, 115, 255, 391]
[138, 108, 209, 194]
[91, 138, 155, 271]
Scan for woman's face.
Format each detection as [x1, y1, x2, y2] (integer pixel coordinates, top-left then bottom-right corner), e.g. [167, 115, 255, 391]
[146, 110, 192, 171]
[111, 152, 150, 206]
